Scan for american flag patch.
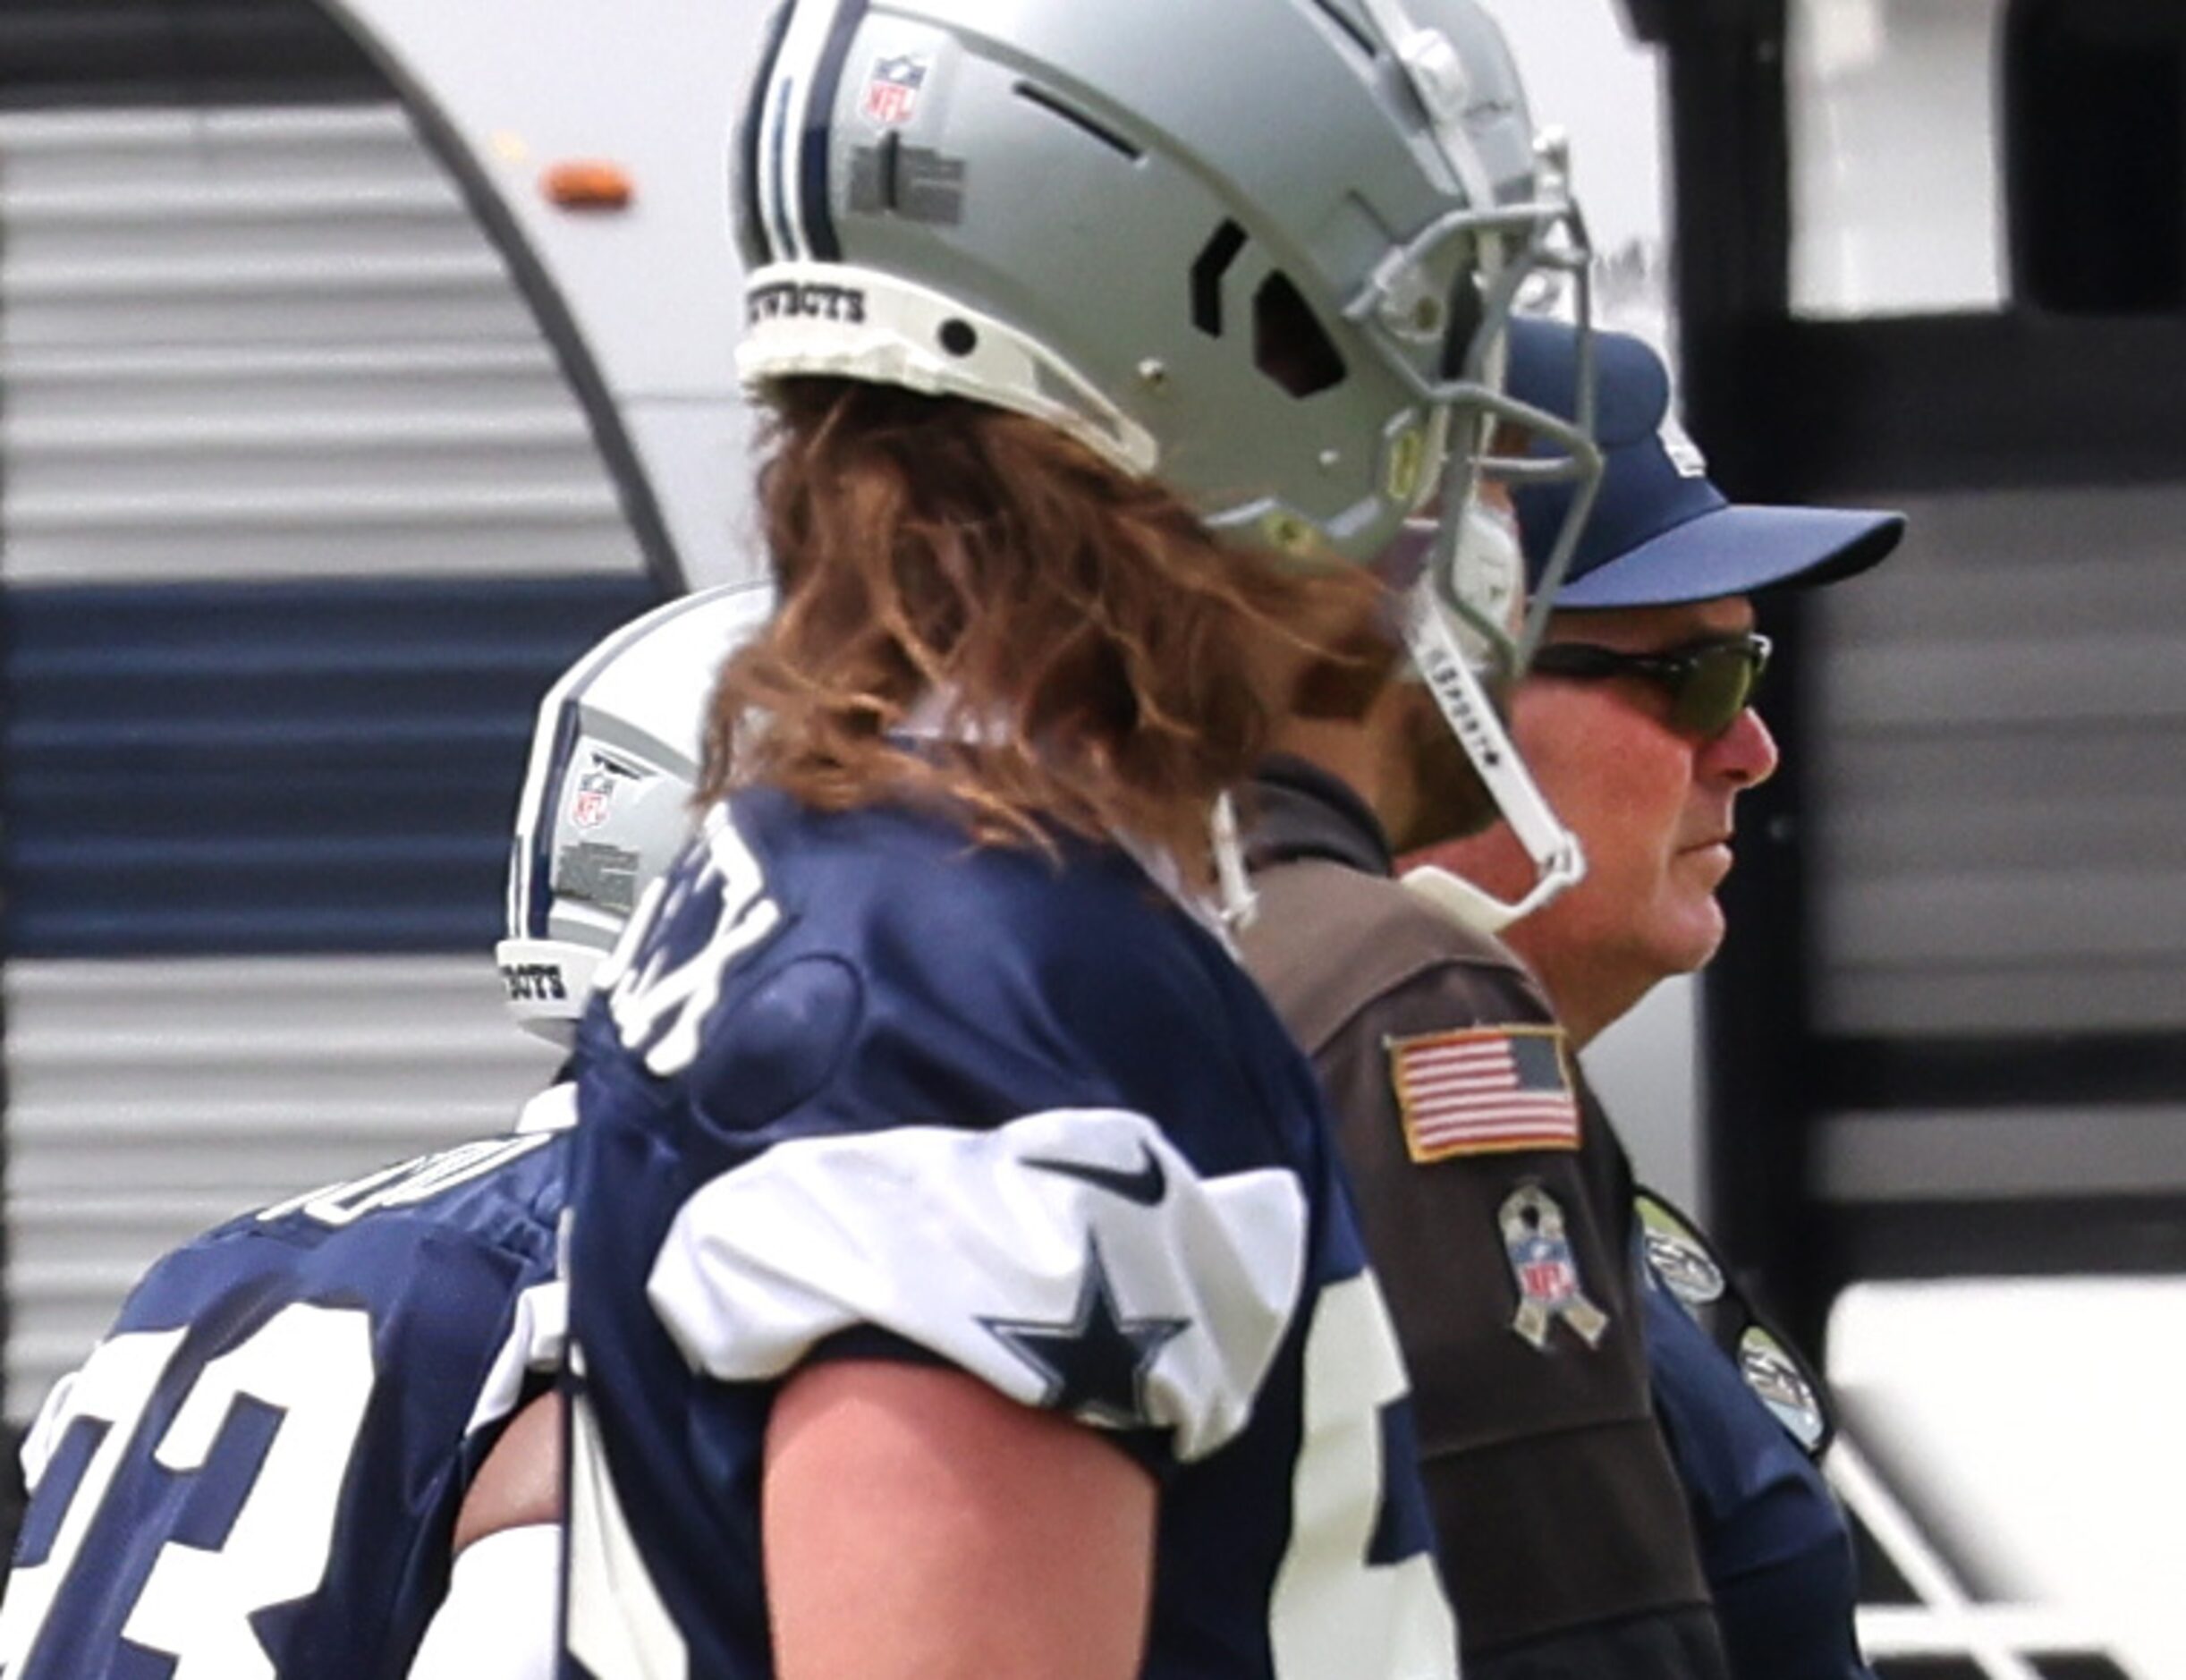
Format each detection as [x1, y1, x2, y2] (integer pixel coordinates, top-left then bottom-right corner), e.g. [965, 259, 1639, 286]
[1387, 1026, 1581, 1162]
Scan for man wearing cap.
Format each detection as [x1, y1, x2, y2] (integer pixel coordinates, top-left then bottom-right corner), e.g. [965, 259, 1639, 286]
[1241, 318, 1894, 1679]
[1416, 322, 1898, 1044]
[1241, 315, 1734, 1680]
[1412, 327, 1898, 1678]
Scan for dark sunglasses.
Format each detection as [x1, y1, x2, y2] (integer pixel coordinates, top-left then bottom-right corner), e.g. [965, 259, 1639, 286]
[1636, 1187, 1835, 1458]
[1529, 632, 1773, 739]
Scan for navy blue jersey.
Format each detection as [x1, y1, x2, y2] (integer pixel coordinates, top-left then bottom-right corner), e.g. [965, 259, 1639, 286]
[561, 791, 1456, 1678]
[1639, 1222, 1873, 1680]
[0, 1121, 571, 1679]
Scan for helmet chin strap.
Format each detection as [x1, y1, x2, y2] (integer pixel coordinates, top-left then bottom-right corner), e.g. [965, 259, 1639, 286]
[1210, 791, 1259, 934]
[1398, 572, 1585, 936]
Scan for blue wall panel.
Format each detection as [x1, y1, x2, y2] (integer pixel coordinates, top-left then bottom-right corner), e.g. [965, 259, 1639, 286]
[0, 0, 381, 111]
[4, 573, 665, 956]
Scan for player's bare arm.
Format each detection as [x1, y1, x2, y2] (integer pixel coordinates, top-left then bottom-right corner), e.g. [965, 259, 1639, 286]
[764, 1360, 1156, 1679]
[452, 1389, 563, 1554]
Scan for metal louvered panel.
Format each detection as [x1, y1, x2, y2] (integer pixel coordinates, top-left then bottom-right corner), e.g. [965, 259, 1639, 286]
[0, 72, 675, 1424]
[4, 955, 564, 1417]
[1808, 482, 2186, 1037]
[0, 102, 647, 581]
[1819, 1107, 2186, 1202]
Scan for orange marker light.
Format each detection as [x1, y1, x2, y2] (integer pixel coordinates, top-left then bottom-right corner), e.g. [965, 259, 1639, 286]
[543, 161, 635, 211]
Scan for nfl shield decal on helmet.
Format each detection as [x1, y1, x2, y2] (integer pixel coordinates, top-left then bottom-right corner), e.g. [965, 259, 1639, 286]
[861, 55, 928, 127]
[570, 766, 617, 830]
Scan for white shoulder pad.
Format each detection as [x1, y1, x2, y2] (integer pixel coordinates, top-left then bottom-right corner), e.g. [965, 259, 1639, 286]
[646, 1107, 1308, 1463]
[462, 1279, 568, 1441]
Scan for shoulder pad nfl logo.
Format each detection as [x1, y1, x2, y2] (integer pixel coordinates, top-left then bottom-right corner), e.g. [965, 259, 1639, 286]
[862, 55, 928, 127]
[1386, 1025, 1581, 1162]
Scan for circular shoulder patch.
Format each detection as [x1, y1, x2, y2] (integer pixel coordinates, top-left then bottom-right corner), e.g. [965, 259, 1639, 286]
[1636, 1192, 1727, 1311]
[689, 955, 865, 1137]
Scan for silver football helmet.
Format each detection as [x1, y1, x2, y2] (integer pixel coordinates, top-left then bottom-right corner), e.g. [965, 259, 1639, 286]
[497, 583, 776, 1043]
[733, 0, 1597, 929]
[733, 0, 1595, 618]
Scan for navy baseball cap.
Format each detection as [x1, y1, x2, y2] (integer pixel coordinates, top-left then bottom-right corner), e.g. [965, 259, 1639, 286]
[1504, 318, 1904, 608]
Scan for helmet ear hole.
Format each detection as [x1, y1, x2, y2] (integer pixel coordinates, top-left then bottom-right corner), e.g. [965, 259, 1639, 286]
[1191, 221, 1250, 336]
[937, 318, 979, 357]
[1254, 273, 1346, 398]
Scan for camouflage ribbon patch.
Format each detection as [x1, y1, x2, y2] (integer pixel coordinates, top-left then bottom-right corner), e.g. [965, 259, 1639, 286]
[1500, 1184, 1609, 1350]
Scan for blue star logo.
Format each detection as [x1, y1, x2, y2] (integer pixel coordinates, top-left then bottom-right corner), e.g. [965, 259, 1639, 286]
[980, 1236, 1188, 1429]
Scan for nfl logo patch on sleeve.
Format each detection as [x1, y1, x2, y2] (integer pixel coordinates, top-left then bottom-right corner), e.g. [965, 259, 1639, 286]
[1385, 1025, 1581, 1163]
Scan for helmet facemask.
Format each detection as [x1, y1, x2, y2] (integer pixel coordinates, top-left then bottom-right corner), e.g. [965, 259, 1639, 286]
[1360, 4, 1605, 933]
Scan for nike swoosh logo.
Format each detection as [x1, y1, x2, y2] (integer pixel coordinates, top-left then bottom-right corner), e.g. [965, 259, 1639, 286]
[1024, 1143, 1168, 1208]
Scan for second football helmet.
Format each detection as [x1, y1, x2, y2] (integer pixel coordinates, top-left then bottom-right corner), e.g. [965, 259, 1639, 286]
[497, 584, 775, 1042]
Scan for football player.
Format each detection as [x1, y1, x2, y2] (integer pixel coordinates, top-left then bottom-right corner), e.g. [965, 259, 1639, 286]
[0, 1125, 568, 1680]
[0, 583, 772, 1680]
[554, 1, 1597, 1675]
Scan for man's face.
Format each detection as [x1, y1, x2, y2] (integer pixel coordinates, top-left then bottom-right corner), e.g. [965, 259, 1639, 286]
[1426, 594, 1780, 1015]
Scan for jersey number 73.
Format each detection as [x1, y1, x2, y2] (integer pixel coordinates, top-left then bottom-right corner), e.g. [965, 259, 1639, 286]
[0, 1302, 376, 1680]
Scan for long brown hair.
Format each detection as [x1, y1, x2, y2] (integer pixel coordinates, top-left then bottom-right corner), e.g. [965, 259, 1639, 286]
[701, 378, 1379, 879]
